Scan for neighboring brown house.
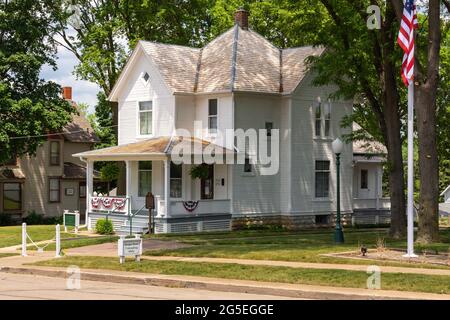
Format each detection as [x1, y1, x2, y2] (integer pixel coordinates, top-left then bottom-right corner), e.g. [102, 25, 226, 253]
[0, 87, 99, 222]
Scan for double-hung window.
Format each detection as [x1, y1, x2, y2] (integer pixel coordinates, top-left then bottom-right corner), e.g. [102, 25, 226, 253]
[139, 101, 152, 135]
[324, 102, 331, 137]
[3, 183, 21, 210]
[314, 99, 331, 137]
[315, 160, 330, 198]
[49, 178, 60, 203]
[208, 99, 218, 134]
[265, 122, 273, 137]
[49, 141, 60, 166]
[170, 162, 182, 198]
[138, 161, 152, 197]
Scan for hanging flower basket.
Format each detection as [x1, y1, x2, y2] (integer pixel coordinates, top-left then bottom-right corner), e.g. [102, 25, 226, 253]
[189, 164, 210, 180]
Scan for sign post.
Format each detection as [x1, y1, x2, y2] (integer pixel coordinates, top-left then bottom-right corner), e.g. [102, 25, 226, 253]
[118, 234, 143, 264]
[146, 192, 155, 234]
[63, 210, 80, 233]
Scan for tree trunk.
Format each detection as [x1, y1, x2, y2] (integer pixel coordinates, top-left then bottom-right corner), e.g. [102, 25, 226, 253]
[414, 0, 441, 243]
[416, 83, 440, 243]
[385, 113, 407, 238]
[381, 4, 407, 238]
[109, 101, 127, 195]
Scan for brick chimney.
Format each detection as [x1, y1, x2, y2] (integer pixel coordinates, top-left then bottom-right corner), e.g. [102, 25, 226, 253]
[234, 8, 249, 30]
[62, 86, 72, 100]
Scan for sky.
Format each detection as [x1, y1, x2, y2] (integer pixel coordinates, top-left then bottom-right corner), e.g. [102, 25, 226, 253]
[40, 42, 100, 115]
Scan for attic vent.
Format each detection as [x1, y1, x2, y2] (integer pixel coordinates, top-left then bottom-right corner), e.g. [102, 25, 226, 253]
[143, 72, 150, 83]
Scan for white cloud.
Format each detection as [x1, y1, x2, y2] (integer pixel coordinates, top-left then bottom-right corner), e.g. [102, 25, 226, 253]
[40, 43, 100, 114]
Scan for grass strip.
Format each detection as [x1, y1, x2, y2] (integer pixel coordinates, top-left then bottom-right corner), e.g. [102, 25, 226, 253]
[32, 255, 450, 295]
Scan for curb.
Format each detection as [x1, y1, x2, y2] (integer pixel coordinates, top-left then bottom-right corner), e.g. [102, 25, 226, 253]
[0, 265, 437, 300]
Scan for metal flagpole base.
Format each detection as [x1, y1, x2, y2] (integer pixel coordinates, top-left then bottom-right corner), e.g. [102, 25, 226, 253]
[402, 253, 418, 258]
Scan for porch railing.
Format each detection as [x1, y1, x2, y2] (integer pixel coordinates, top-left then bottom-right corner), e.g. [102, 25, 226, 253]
[353, 197, 390, 210]
[155, 198, 231, 217]
[89, 194, 130, 215]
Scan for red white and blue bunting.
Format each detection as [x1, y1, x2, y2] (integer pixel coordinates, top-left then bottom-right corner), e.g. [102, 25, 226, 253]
[182, 201, 199, 212]
[91, 197, 128, 213]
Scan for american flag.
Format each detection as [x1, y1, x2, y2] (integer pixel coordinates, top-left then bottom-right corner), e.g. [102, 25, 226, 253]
[397, 0, 418, 86]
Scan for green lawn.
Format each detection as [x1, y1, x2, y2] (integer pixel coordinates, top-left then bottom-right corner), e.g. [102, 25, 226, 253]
[26, 235, 118, 252]
[144, 228, 450, 268]
[33, 255, 450, 295]
[0, 253, 17, 258]
[0, 225, 82, 248]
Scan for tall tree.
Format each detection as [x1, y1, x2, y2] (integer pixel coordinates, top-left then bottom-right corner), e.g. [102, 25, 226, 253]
[0, 0, 74, 163]
[391, 0, 443, 242]
[49, 0, 213, 193]
[302, 0, 408, 237]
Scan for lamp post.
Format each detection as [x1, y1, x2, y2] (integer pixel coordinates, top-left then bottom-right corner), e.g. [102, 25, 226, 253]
[332, 138, 344, 243]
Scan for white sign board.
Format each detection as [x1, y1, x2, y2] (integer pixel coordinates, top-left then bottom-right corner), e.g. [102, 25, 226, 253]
[118, 235, 142, 263]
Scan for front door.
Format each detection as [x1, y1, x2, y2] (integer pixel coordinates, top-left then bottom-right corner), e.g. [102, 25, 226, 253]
[200, 165, 214, 200]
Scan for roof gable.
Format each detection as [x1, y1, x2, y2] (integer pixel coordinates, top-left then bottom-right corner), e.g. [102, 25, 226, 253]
[109, 25, 325, 99]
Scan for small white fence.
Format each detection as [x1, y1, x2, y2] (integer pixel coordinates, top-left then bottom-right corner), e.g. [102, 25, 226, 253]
[21, 223, 61, 258]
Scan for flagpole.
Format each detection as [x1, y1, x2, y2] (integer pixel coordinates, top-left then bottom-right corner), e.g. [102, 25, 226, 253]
[404, 80, 417, 258]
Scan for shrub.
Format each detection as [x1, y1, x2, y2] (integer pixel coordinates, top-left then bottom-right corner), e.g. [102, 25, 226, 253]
[96, 218, 114, 234]
[24, 211, 45, 225]
[23, 211, 63, 225]
[0, 213, 13, 226]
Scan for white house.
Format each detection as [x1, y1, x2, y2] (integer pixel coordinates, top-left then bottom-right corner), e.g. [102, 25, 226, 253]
[74, 9, 389, 234]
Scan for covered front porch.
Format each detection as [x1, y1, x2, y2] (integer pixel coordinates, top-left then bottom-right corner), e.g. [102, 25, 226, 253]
[74, 136, 234, 234]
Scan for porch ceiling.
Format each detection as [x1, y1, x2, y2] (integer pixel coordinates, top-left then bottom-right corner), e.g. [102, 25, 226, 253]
[73, 136, 235, 161]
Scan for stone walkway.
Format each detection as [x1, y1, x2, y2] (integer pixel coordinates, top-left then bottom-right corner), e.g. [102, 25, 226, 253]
[67, 239, 191, 256]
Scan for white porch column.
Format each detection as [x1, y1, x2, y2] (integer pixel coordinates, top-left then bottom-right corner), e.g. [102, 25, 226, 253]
[164, 159, 170, 216]
[125, 160, 132, 215]
[86, 160, 93, 230]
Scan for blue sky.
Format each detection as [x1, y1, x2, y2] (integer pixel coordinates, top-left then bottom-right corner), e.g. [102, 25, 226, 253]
[40, 43, 100, 115]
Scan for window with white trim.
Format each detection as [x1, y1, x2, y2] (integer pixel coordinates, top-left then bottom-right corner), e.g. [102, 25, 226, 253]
[315, 160, 330, 198]
[142, 72, 150, 83]
[208, 99, 218, 134]
[244, 156, 252, 173]
[324, 101, 331, 137]
[265, 122, 273, 137]
[139, 101, 152, 135]
[314, 99, 332, 137]
[170, 162, 182, 198]
[315, 100, 322, 137]
[138, 161, 152, 197]
[361, 169, 368, 189]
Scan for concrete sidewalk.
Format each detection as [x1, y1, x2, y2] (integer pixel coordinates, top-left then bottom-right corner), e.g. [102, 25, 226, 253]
[1, 253, 450, 300]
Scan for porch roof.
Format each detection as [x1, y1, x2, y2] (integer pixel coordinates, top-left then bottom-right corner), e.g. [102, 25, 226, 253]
[73, 136, 235, 161]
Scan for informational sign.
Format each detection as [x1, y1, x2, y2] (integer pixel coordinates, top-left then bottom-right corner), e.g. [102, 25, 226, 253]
[118, 235, 143, 264]
[63, 210, 80, 233]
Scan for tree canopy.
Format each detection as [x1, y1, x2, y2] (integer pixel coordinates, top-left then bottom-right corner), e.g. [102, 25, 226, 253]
[0, 0, 75, 163]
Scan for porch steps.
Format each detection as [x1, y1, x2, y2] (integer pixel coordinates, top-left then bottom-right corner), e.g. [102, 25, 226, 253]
[117, 215, 150, 235]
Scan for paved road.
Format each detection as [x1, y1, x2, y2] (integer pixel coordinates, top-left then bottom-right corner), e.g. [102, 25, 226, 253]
[0, 272, 297, 300]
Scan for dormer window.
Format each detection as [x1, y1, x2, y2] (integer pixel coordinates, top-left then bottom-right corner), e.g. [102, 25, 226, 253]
[142, 72, 150, 84]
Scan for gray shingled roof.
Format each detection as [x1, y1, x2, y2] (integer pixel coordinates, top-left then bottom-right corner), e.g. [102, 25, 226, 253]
[139, 25, 324, 94]
[352, 123, 387, 155]
[63, 102, 99, 143]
